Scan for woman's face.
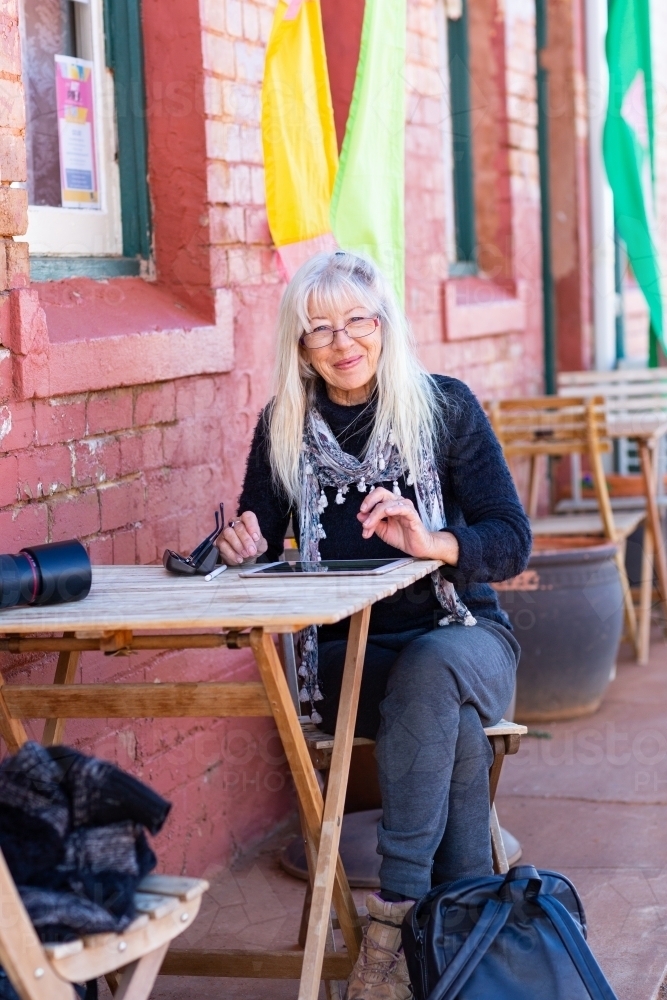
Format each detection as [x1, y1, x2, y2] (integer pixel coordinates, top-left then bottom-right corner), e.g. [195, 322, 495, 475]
[300, 297, 382, 405]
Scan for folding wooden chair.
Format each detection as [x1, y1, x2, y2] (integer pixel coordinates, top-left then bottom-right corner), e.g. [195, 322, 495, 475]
[556, 369, 667, 662]
[486, 395, 642, 655]
[295, 719, 525, 951]
[0, 854, 208, 1000]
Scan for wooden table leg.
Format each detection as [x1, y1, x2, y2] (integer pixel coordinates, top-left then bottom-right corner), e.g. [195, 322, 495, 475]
[639, 440, 667, 623]
[615, 547, 639, 655]
[527, 454, 542, 519]
[0, 671, 28, 752]
[249, 629, 364, 966]
[298, 607, 371, 1000]
[590, 424, 639, 652]
[296, 802, 343, 1000]
[638, 520, 654, 666]
[42, 641, 80, 747]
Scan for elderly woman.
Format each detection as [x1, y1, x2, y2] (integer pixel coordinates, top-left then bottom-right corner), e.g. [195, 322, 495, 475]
[217, 251, 530, 1000]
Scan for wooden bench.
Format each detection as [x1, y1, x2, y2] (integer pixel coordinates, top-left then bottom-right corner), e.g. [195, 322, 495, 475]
[0, 857, 208, 1000]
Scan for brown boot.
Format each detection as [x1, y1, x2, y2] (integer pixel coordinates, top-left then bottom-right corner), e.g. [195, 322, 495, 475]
[346, 893, 415, 1000]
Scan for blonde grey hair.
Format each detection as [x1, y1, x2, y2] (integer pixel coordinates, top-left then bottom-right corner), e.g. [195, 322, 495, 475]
[268, 251, 445, 504]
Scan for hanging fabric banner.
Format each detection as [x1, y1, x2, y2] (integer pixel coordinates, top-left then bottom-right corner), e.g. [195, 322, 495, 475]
[261, 0, 339, 279]
[603, 0, 664, 362]
[330, 0, 406, 303]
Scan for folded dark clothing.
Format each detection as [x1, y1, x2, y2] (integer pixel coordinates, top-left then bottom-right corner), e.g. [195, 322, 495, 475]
[31, 821, 156, 928]
[45, 745, 171, 834]
[0, 806, 64, 886]
[0, 741, 70, 835]
[0, 741, 171, 842]
[19, 886, 133, 939]
[0, 743, 167, 944]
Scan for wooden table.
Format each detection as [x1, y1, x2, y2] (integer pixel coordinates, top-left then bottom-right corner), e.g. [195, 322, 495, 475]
[0, 560, 441, 1000]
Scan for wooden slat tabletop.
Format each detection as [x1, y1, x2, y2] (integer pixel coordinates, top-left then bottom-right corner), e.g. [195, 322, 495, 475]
[0, 561, 442, 635]
[531, 511, 644, 535]
[605, 416, 667, 440]
[555, 371, 667, 440]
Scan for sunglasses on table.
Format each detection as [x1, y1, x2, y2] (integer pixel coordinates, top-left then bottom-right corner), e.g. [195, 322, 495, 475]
[163, 503, 224, 576]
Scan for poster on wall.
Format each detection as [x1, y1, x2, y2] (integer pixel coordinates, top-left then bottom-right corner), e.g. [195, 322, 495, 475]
[54, 55, 99, 209]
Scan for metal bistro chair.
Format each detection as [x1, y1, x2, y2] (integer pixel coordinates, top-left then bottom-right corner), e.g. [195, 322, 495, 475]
[486, 395, 643, 656]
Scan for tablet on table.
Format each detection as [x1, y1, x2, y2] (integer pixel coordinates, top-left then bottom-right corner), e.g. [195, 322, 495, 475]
[239, 558, 413, 577]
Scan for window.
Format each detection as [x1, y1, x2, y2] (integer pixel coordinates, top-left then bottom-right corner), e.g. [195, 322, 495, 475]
[437, 0, 477, 276]
[19, 0, 150, 279]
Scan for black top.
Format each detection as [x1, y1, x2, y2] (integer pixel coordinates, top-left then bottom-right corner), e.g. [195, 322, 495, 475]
[238, 376, 531, 639]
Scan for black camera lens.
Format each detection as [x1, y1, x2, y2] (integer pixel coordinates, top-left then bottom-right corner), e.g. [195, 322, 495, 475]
[24, 540, 92, 606]
[0, 553, 40, 608]
[0, 539, 92, 610]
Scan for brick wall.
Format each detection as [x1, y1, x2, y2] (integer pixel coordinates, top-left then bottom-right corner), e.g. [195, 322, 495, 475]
[404, 0, 544, 401]
[0, 0, 546, 877]
[544, 0, 594, 373]
[0, 0, 30, 358]
[0, 0, 291, 878]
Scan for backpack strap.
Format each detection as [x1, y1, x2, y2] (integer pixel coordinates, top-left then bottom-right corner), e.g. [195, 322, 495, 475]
[425, 896, 513, 1000]
[537, 895, 619, 1000]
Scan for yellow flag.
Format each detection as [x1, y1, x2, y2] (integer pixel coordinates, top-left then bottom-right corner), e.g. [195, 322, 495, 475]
[261, 0, 339, 277]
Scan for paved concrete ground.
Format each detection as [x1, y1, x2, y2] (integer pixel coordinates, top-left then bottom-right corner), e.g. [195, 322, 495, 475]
[106, 629, 667, 1000]
[496, 630, 667, 1000]
[125, 816, 347, 1000]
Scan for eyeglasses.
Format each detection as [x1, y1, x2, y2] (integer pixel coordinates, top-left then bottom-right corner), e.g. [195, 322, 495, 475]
[300, 316, 380, 350]
[163, 503, 224, 576]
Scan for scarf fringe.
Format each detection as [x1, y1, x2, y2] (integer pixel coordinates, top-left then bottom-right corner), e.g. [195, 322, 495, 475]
[296, 408, 475, 710]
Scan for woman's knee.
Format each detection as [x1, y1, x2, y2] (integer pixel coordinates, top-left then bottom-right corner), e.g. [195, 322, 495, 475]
[385, 632, 460, 699]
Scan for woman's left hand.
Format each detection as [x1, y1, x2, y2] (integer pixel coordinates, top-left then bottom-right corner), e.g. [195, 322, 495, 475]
[357, 487, 459, 564]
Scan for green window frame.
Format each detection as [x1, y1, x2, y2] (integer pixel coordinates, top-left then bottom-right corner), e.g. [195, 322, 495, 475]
[535, 0, 556, 392]
[103, 0, 151, 261]
[447, 0, 477, 276]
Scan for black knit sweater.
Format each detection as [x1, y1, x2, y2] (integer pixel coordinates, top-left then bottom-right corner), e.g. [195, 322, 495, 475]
[238, 376, 531, 639]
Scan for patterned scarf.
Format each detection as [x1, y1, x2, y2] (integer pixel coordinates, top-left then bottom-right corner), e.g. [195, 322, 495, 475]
[297, 406, 475, 721]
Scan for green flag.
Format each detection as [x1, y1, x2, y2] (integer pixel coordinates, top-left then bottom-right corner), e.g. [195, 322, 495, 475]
[330, 0, 406, 302]
[603, 0, 664, 363]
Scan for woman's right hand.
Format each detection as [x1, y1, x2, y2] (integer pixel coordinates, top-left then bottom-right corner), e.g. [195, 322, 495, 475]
[216, 511, 268, 565]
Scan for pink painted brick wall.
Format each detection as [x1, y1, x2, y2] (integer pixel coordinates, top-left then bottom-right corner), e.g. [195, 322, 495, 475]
[0, 0, 546, 879]
[404, 0, 544, 403]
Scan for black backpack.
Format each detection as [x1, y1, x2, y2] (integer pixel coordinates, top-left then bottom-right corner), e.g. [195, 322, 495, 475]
[401, 865, 618, 1000]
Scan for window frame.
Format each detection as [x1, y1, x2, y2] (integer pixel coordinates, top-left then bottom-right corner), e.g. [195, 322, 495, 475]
[102, 0, 151, 261]
[438, 0, 478, 276]
[20, 0, 151, 279]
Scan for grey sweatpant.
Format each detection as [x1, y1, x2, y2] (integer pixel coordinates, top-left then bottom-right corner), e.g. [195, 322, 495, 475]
[318, 619, 519, 899]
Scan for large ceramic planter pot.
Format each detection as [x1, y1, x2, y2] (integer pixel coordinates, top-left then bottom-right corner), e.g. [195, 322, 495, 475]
[494, 539, 623, 722]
